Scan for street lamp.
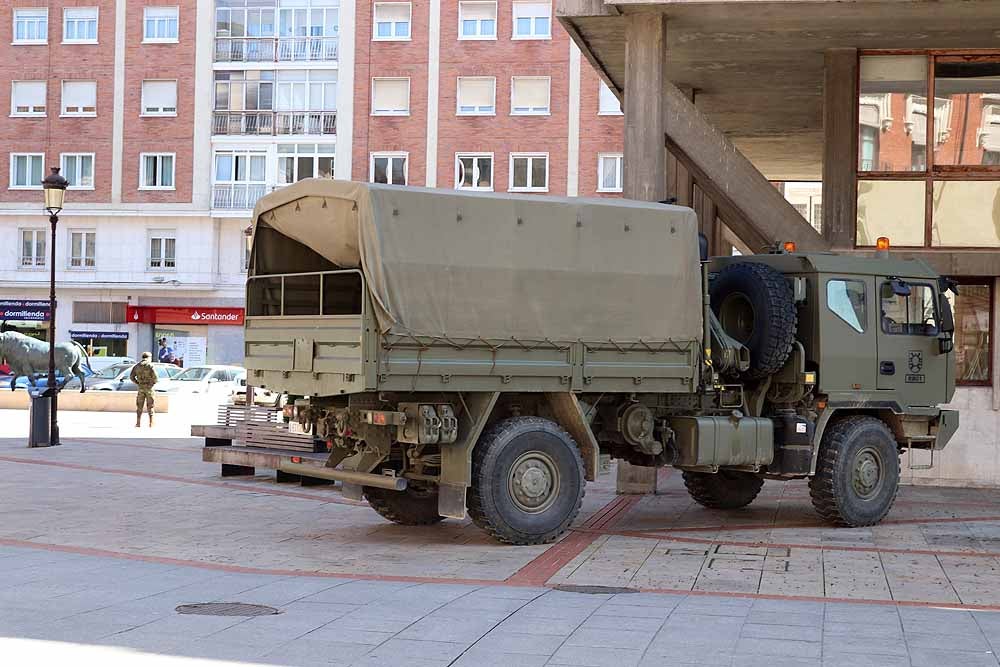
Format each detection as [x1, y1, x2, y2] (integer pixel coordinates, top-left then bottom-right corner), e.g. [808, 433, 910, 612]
[41, 166, 68, 447]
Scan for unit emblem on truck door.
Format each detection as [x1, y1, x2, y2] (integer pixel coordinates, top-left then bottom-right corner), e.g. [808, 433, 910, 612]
[906, 350, 925, 383]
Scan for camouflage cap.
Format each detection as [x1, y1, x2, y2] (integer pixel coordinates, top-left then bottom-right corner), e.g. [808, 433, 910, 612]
[141, 351, 152, 360]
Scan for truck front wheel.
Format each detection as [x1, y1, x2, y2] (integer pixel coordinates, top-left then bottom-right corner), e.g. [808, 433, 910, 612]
[809, 416, 900, 527]
[468, 417, 585, 545]
[682, 470, 764, 509]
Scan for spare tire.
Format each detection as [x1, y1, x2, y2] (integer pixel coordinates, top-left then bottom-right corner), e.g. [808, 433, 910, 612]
[710, 262, 797, 379]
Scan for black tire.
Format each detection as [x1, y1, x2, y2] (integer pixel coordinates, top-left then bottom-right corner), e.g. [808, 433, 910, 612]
[682, 470, 764, 509]
[809, 416, 900, 527]
[467, 417, 585, 545]
[364, 483, 445, 526]
[711, 262, 797, 379]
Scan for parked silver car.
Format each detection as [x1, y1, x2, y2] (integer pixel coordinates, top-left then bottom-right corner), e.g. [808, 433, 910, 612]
[63, 361, 181, 391]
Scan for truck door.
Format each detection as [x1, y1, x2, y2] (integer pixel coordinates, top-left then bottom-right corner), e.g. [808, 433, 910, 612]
[875, 278, 949, 408]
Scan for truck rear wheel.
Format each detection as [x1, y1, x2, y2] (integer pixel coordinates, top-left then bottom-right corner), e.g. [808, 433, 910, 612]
[710, 262, 797, 379]
[809, 415, 900, 527]
[468, 417, 585, 545]
[682, 470, 764, 509]
[364, 483, 445, 526]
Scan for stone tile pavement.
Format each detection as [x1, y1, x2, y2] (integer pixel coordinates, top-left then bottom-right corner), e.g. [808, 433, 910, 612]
[3, 419, 1000, 664]
[3, 544, 1000, 666]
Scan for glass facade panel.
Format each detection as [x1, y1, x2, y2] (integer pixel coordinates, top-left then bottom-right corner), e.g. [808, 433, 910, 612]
[931, 180, 1000, 247]
[858, 56, 927, 172]
[933, 58, 1000, 166]
[946, 283, 992, 383]
[856, 180, 926, 246]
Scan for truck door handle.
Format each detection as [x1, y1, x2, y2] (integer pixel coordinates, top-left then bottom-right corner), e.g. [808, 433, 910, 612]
[880, 361, 895, 375]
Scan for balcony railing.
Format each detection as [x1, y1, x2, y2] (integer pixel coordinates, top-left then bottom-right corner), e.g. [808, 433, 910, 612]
[213, 183, 271, 210]
[215, 36, 339, 62]
[212, 111, 336, 136]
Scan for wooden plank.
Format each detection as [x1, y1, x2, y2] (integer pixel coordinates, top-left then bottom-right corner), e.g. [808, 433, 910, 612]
[821, 48, 859, 249]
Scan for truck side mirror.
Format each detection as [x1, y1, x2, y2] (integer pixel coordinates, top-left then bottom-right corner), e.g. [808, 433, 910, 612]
[939, 337, 954, 354]
[698, 233, 709, 262]
[938, 292, 955, 334]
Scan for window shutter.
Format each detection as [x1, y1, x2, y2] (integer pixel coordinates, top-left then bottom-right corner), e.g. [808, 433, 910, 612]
[377, 3, 410, 22]
[462, 2, 496, 20]
[143, 81, 177, 113]
[63, 81, 96, 113]
[373, 79, 408, 112]
[14, 81, 46, 110]
[513, 77, 548, 109]
[459, 78, 494, 108]
[514, 2, 548, 18]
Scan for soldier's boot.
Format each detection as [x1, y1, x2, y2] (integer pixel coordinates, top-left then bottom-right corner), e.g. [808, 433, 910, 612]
[149, 413, 154, 427]
[135, 414, 141, 428]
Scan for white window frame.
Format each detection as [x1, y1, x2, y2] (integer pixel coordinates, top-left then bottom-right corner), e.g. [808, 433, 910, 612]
[19, 228, 46, 269]
[276, 143, 336, 185]
[372, 2, 411, 41]
[597, 153, 623, 193]
[509, 152, 548, 192]
[139, 153, 176, 190]
[63, 7, 98, 44]
[10, 81, 47, 117]
[455, 153, 494, 191]
[370, 77, 410, 116]
[9, 153, 44, 189]
[60, 153, 96, 190]
[598, 81, 623, 116]
[13, 9, 48, 45]
[458, 1, 497, 41]
[456, 76, 496, 116]
[510, 76, 550, 116]
[369, 152, 408, 185]
[68, 229, 97, 269]
[512, 1, 551, 40]
[147, 229, 177, 270]
[141, 80, 178, 117]
[143, 6, 179, 43]
[61, 80, 97, 117]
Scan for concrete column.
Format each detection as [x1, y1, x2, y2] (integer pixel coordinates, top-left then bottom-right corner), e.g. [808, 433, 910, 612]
[623, 13, 668, 202]
[821, 48, 859, 249]
[618, 13, 668, 494]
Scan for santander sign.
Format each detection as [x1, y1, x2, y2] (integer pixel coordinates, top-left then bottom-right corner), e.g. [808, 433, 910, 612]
[126, 306, 245, 326]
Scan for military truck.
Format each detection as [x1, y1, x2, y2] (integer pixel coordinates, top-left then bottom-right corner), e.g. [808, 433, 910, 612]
[229, 179, 957, 545]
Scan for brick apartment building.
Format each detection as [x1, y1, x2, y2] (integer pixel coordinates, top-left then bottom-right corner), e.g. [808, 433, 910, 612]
[352, 0, 624, 196]
[0, 1, 250, 365]
[1, 0, 624, 366]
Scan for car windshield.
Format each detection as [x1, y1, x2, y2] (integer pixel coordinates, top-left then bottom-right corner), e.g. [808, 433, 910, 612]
[175, 368, 213, 381]
[96, 364, 130, 379]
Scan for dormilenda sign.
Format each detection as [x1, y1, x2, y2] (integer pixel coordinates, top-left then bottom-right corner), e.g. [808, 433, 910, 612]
[126, 306, 245, 326]
[1, 300, 50, 321]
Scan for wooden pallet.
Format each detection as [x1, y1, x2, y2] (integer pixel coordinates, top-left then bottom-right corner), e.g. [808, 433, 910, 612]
[215, 404, 318, 453]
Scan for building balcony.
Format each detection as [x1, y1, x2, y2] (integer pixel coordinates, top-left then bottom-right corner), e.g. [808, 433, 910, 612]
[212, 110, 336, 136]
[214, 36, 338, 63]
[212, 183, 272, 210]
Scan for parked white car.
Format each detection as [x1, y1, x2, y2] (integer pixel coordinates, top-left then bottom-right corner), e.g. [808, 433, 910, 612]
[154, 365, 244, 396]
[232, 375, 285, 408]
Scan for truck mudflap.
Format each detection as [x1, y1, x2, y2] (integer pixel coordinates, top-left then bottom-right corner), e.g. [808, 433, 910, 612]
[932, 409, 959, 451]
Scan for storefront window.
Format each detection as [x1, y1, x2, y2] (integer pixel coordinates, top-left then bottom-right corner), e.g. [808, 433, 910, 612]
[933, 58, 1000, 167]
[931, 180, 1000, 247]
[70, 331, 128, 357]
[856, 180, 925, 246]
[858, 56, 927, 172]
[945, 281, 993, 385]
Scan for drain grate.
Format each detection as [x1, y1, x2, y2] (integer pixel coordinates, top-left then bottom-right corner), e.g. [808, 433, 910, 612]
[552, 585, 639, 595]
[175, 603, 280, 617]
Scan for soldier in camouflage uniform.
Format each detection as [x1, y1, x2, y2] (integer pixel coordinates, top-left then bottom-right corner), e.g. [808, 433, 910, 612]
[130, 352, 158, 428]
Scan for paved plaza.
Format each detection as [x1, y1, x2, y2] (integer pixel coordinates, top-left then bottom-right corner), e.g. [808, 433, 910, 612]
[2, 410, 1000, 665]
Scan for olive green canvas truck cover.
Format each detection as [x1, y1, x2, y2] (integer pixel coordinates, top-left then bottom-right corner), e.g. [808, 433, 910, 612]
[251, 179, 703, 344]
